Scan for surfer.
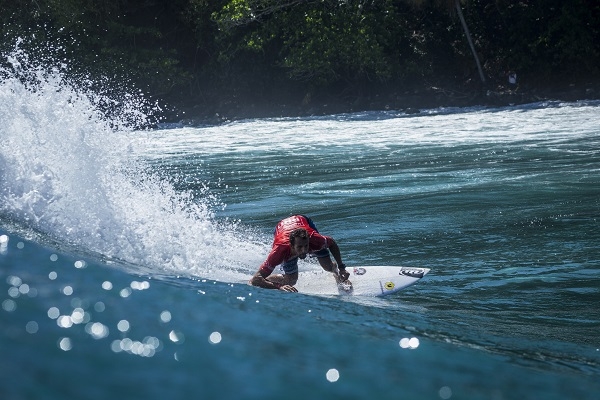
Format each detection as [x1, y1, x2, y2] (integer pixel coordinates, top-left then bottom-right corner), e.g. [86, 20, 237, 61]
[249, 215, 351, 292]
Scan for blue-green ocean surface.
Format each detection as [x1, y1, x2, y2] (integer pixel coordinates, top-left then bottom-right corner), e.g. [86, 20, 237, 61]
[1, 51, 600, 400]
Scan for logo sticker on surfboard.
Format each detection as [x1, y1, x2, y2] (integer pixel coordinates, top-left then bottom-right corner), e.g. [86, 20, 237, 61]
[384, 281, 395, 290]
[354, 267, 367, 275]
[399, 268, 425, 278]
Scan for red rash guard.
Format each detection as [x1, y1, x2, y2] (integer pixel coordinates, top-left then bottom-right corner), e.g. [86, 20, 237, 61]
[258, 215, 334, 275]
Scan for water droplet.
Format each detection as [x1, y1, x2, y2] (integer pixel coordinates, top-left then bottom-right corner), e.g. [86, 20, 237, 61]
[47, 307, 60, 319]
[57, 315, 73, 328]
[87, 322, 109, 339]
[326, 368, 340, 382]
[130, 281, 150, 290]
[160, 310, 172, 323]
[58, 337, 72, 351]
[111, 340, 123, 353]
[169, 330, 185, 343]
[26, 321, 39, 334]
[2, 299, 16, 312]
[399, 337, 420, 349]
[7, 275, 22, 286]
[439, 386, 452, 399]
[94, 302, 105, 312]
[71, 308, 85, 324]
[8, 287, 20, 298]
[0, 235, 8, 253]
[208, 331, 222, 344]
[117, 320, 130, 332]
[18, 284, 30, 295]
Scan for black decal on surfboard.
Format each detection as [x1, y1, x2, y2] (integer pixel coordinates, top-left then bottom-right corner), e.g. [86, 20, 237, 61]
[354, 267, 367, 275]
[399, 268, 425, 278]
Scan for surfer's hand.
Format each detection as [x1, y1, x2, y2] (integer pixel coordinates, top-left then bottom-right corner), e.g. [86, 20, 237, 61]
[333, 262, 350, 282]
[278, 285, 298, 293]
[338, 279, 353, 293]
[338, 269, 350, 281]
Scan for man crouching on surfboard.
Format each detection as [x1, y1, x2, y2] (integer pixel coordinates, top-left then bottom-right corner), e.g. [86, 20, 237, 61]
[249, 215, 351, 292]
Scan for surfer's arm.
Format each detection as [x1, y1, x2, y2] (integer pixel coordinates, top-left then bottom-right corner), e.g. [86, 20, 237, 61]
[249, 270, 298, 292]
[249, 270, 278, 289]
[327, 240, 344, 271]
[316, 238, 350, 281]
[250, 245, 297, 291]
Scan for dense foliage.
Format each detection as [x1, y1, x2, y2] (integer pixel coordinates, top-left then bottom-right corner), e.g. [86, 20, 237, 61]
[2, 0, 599, 118]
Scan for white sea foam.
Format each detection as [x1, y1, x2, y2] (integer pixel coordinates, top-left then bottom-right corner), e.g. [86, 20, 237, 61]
[131, 99, 600, 161]
[0, 42, 266, 282]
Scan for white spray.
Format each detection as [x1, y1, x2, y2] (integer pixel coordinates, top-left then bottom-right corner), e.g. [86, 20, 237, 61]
[0, 41, 266, 282]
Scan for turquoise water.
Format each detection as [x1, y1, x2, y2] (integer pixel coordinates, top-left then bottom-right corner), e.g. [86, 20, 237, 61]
[2, 50, 600, 399]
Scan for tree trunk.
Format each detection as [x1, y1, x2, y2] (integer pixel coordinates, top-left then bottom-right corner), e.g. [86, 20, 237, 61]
[454, 0, 486, 83]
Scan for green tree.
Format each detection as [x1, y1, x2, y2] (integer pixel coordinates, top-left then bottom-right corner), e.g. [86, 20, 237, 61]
[211, 0, 439, 96]
[1, 0, 198, 98]
[410, 0, 485, 84]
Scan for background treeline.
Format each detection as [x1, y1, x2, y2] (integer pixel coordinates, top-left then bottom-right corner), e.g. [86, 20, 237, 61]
[1, 0, 599, 120]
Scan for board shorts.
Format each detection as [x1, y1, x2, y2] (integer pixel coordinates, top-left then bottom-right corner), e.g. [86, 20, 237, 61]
[279, 216, 330, 275]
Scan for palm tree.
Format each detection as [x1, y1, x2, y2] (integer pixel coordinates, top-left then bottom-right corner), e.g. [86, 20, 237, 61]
[413, 0, 486, 84]
[452, 0, 486, 83]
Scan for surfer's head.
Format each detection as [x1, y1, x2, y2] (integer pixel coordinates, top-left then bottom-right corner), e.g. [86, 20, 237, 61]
[290, 228, 309, 259]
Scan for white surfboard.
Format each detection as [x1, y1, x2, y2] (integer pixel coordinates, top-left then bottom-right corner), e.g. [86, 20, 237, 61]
[295, 266, 430, 297]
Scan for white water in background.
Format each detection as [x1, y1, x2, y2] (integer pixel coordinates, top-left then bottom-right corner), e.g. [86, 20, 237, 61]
[0, 45, 265, 282]
[133, 102, 598, 157]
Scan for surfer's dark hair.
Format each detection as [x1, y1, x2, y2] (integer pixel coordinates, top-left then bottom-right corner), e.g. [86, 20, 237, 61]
[289, 228, 308, 245]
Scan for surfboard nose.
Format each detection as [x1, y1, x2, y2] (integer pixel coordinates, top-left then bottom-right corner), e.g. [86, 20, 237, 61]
[399, 267, 429, 279]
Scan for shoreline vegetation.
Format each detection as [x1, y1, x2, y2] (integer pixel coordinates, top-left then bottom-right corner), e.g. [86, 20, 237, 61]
[1, 0, 599, 126]
[168, 81, 600, 126]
